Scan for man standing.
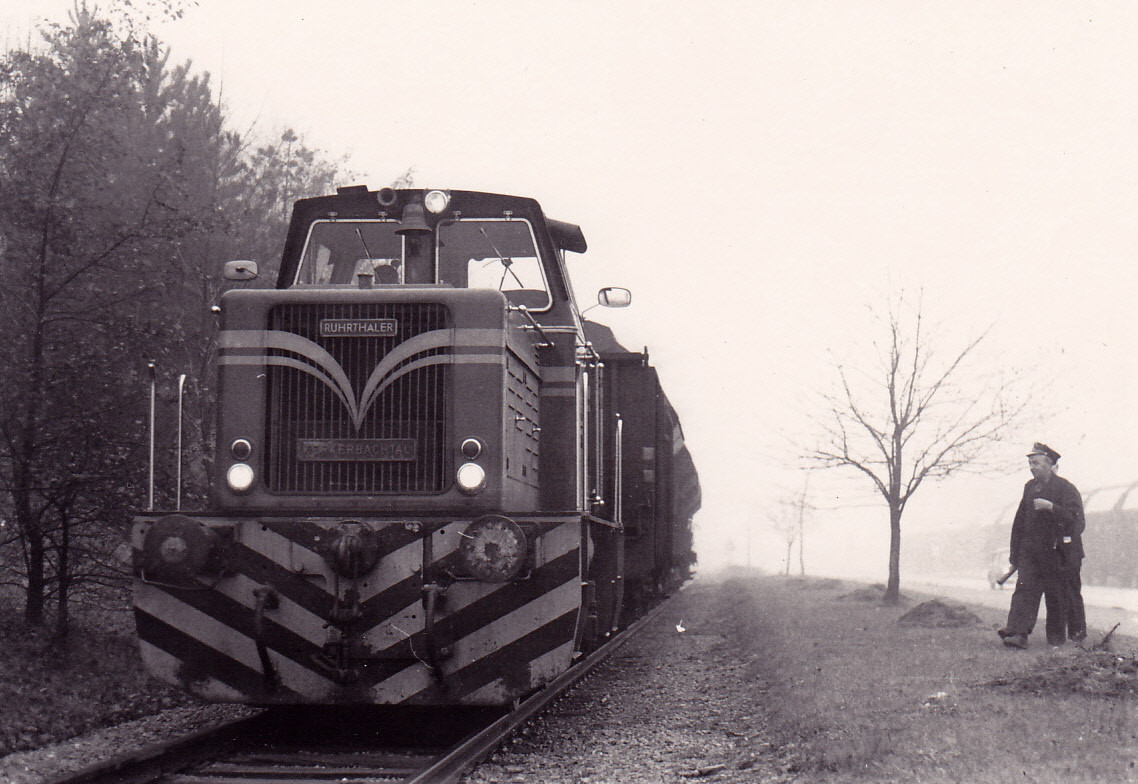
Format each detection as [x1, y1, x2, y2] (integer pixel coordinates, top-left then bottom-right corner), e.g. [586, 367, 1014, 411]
[998, 443, 1085, 649]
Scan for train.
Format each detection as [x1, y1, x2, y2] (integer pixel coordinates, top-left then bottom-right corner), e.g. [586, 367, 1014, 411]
[132, 187, 700, 706]
[1077, 483, 1138, 589]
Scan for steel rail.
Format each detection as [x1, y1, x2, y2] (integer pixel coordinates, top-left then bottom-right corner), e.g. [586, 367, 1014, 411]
[408, 596, 674, 784]
[40, 596, 674, 784]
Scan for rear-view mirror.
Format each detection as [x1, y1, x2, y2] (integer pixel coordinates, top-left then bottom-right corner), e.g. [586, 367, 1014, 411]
[597, 286, 631, 308]
[223, 260, 259, 281]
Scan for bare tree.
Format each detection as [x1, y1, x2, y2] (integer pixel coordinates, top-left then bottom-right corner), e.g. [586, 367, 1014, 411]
[805, 293, 1030, 603]
[770, 500, 797, 576]
[767, 486, 811, 576]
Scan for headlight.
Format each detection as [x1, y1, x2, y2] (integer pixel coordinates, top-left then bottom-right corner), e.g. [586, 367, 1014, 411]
[227, 463, 255, 492]
[423, 189, 450, 214]
[456, 462, 487, 494]
[458, 515, 528, 581]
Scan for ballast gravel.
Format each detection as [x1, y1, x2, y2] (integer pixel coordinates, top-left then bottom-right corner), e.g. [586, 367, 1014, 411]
[0, 576, 792, 784]
[0, 704, 257, 784]
[461, 580, 797, 784]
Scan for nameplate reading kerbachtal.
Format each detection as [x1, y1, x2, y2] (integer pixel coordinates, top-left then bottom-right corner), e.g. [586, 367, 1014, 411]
[297, 439, 417, 462]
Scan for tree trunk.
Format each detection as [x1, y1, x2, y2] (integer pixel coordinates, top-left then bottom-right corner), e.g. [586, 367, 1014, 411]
[55, 509, 71, 640]
[11, 471, 40, 625]
[18, 241, 49, 626]
[884, 504, 902, 604]
[25, 524, 45, 625]
[14, 459, 45, 624]
[798, 518, 806, 576]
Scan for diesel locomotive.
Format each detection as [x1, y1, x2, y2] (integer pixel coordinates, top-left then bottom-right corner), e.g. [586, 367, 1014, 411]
[133, 187, 699, 706]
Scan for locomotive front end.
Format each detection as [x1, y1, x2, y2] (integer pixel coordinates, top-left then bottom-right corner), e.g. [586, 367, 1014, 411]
[133, 189, 589, 705]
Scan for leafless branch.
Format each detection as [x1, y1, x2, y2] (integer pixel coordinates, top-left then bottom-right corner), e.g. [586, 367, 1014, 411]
[802, 291, 1032, 600]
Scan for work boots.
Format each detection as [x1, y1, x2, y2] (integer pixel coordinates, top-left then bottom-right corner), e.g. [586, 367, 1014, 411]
[997, 629, 1028, 649]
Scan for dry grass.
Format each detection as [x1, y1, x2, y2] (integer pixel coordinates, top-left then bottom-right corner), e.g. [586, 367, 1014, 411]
[0, 595, 197, 756]
[3, 573, 1137, 782]
[715, 570, 1138, 782]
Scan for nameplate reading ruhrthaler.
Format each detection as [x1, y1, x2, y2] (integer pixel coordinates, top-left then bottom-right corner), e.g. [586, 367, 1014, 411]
[297, 439, 417, 462]
[320, 319, 398, 337]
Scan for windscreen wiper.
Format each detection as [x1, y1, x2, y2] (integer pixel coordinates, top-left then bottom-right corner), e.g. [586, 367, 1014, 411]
[354, 227, 375, 260]
[478, 226, 525, 290]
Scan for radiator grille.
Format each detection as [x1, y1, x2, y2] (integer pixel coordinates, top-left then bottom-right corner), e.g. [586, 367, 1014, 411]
[265, 302, 451, 493]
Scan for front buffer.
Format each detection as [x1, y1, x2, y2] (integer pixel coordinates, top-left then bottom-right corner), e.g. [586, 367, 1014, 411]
[132, 512, 587, 705]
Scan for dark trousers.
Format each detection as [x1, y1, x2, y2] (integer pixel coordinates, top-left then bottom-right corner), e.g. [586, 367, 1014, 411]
[1064, 556, 1085, 638]
[1005, 551, 1068, 644]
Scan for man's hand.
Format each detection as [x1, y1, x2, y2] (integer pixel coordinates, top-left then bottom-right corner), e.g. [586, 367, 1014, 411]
[1033, 498, 1054, 511]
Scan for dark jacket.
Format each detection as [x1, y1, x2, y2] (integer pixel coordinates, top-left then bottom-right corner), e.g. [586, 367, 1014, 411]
[1009, 474, 1084, 567]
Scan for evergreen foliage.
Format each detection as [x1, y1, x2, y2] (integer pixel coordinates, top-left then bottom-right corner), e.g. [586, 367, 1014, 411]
[0, 1, 346, 635]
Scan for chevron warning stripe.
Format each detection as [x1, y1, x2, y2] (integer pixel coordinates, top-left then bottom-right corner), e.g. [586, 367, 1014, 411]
[133, 517, 584, 706]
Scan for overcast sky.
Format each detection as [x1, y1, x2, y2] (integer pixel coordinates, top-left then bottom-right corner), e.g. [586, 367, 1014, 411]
[5, 1, 1138, 576]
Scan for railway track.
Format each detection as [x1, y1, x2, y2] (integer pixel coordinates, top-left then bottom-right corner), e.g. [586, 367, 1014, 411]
[46, 599, 671, 784]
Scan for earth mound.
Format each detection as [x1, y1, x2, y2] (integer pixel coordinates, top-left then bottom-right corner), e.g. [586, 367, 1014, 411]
[898, 599, 982, 628]
[838, 584, 905, 602]
[787, 576, 844, 591]
[981, 650, 1138, 697]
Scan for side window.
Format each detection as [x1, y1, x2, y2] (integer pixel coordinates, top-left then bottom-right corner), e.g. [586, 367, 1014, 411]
[306, 245, 334, 284]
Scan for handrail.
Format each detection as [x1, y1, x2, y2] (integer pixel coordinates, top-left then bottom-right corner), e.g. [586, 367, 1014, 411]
[507, 304, 552, 348]
[176, 374, 186, 511]
[147, 361, 156, 511]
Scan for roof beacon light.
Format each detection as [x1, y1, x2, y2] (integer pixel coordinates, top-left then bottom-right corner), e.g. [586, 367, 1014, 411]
[424, 190, 450, 214]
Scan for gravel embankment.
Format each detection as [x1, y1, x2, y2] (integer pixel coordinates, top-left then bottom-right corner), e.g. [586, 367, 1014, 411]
[462, 579, 796, 784]
[0, 704, 258, 784]
[0, 576, 791, 784]
[20, 572, 1118, 783]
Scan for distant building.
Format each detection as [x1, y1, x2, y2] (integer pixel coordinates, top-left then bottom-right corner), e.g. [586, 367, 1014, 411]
[1080, 483, 1138, 589]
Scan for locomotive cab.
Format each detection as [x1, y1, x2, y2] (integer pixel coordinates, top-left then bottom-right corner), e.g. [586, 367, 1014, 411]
[211, 189, 587, 517]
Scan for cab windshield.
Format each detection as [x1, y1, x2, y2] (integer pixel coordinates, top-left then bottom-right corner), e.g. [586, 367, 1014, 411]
[438, 218, 550, 310]
[295, 220, 404, 285]
[293, 217, 551, 310]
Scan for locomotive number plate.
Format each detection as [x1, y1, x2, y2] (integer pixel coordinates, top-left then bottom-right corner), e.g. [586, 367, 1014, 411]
[319, 319, 398, 337]
[297, 439, 416, 461]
